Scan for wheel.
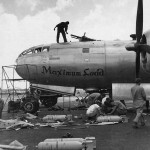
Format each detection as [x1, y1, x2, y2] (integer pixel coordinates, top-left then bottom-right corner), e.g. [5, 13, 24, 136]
[40, 96, 57, 107]
[22, 100, 39, 114]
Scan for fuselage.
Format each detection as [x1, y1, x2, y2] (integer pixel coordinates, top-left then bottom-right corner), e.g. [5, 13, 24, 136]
[15, 40, 150, 89]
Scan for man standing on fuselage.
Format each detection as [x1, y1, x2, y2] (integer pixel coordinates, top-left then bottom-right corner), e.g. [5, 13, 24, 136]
[54, 21, 69, 43]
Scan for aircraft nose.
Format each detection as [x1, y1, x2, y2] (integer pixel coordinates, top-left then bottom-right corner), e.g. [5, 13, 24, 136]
[15, 55, 20, 66]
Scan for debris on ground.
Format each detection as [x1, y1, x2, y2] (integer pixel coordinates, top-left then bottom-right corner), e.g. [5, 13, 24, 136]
[24, 113, 37, 120]
[0, 111, 128, 132]
[35, 122, 67, 128]
[36, 119, 85, 129]
[0, 140, 26, 150]
[0, 119, 34, 130]
[56, 121, 87, 130]
[85, 122, 119, 126]
[16, 113, 38, 121]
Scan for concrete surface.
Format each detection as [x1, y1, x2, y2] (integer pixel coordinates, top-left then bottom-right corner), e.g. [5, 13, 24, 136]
[0, 108, 150, 150]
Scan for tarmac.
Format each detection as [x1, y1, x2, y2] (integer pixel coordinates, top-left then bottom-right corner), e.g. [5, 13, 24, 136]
[0, 107, 150, 150]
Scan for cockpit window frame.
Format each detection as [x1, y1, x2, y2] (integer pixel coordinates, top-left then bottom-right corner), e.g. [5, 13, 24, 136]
[34, 47, 42, 53]
[42, 46, 50, 52]
[25, 49, 33, 55]
[19, 48, 34, 57]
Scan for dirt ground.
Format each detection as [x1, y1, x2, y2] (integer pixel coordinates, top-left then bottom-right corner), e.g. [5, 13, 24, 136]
[0, 108, 150, 150]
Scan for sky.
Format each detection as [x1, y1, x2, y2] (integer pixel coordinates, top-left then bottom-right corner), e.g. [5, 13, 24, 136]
[0, 0, 150, 86]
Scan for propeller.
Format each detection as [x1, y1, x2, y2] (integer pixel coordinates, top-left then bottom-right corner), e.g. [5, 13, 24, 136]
[125, 0, 143, 78]
[126, 0, 150, 78]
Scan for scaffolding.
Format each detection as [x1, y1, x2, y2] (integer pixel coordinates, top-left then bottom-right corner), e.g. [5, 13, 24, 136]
[1, 65, 29, 112]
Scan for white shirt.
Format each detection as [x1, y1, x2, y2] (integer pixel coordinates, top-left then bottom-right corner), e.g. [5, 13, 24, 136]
[86, 104, 100, 117]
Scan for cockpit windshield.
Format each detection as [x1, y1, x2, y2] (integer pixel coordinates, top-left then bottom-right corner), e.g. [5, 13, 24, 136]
[18, 46, 50, 57]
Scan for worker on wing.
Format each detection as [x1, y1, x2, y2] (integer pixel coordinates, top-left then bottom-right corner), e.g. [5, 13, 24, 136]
[54, 21, 69, 43]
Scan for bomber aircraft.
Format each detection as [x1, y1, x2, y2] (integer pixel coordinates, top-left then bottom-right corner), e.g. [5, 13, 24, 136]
[15, 0, 150, 113]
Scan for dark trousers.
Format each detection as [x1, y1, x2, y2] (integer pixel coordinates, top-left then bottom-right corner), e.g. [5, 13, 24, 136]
[57, 30, 67, 43]
[0, 108, 3, 118]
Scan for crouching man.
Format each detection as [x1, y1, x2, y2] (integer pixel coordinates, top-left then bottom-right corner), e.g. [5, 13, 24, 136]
[102, 98, 127, 116]
[86, 103, 103, 120]
[107, 101, 127, 116]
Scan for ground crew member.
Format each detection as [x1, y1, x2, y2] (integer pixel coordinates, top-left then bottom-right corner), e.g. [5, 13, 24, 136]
[101, 93, 107, 106]
[86, 103, 102, 120]
[102, 97, 114, 114]
[0, 98, 4, 118]
[54, 21, 69, 43]
[86, 92, 102, 107]
[107, 101, 127, 115]
[131, 78, 147, 128]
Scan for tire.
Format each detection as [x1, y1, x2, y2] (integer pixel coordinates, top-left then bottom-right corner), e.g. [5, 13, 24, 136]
[40, 96, 57, 108]
[22, 100, 39, 114]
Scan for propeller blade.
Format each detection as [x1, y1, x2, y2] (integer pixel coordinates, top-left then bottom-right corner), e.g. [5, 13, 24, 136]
[136, 50, 140, 78]
[136, 0, 143, 43]
[135, 0, 143, 78]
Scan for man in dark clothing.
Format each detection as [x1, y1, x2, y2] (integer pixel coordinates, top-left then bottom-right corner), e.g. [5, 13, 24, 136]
[54, 21, 69, 43]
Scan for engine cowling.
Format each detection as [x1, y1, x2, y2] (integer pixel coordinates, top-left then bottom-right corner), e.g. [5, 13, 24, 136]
[144, 30, 150, 45]
[141, 31, 150, 73]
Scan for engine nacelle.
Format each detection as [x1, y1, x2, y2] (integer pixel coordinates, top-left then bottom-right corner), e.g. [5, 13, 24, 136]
[144, 30, 150, 45]
[141, 31, 150, 73]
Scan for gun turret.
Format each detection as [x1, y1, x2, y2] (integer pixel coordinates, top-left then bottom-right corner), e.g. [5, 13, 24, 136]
[71, 33, 96, 42]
